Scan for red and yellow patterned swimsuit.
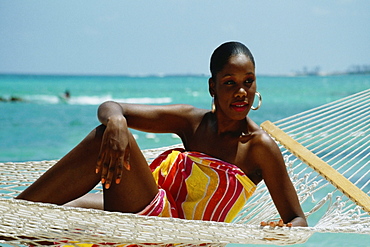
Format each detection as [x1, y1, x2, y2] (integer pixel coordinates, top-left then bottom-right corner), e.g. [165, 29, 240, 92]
[138, 149, 256, 223]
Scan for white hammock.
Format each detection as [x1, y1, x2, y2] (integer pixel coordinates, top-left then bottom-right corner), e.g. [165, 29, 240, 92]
[1, 89, 369, 246]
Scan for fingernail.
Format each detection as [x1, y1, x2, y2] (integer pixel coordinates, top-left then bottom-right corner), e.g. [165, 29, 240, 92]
[95, 168, 99, 174]
[278, 219, 284, 227]
[116, 178, 121, 184]
[101, 178, 105, 184]
[105, 183, 110, 189]
[124, 163, 131, 171]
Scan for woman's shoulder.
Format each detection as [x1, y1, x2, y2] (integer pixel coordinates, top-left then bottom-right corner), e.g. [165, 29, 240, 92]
[173, 104, 209, 121]
[167, 105, 209, 136]
[169, 104, 208, 114]
[247, 118, 280, 155]
[244, 119, 286, 175]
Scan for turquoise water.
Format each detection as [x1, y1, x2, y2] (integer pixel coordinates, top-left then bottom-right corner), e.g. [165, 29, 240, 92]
[0, 74, 369, 246]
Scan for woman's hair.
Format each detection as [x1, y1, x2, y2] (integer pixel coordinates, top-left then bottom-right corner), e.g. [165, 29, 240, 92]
[210, 41, 255, 79]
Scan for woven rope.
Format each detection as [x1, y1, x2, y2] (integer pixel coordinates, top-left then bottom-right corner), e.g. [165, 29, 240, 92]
[1, 90, 369, 246]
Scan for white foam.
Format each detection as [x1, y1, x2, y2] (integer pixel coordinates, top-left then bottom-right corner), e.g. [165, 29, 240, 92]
[20, 94, 172, 105]
[23, 95, 60, 104]
[68, 95, 113, 105]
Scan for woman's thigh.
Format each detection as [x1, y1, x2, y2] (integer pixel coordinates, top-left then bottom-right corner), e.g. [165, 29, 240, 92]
[64, 193, 104, 210]
[103, 133, 159, 213]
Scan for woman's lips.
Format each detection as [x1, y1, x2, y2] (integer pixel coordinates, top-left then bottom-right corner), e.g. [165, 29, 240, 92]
[230, 102, 248, 112]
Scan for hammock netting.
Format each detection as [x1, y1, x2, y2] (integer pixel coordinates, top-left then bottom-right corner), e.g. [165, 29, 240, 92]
[1, 89, 369, 246]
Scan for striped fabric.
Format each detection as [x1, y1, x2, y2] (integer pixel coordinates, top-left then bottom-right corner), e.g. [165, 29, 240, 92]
[145, 149, 256, 223]
[61, 149, 257, 246]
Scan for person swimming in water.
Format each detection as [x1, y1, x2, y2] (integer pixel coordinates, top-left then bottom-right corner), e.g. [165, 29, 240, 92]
[64, 90, 71, 99]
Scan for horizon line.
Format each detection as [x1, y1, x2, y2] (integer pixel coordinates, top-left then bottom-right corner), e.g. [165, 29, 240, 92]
[0, 71, 368, 78]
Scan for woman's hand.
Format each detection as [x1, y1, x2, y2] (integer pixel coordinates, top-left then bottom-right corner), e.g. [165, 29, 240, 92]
[260, 219, 292, 228]
[96, 115, 131, 189]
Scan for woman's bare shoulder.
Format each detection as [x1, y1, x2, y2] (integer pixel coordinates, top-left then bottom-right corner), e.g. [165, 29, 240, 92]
[247, 118, 283, 164]
[174, 104, 207, 113]
[174, 104, 209, 121]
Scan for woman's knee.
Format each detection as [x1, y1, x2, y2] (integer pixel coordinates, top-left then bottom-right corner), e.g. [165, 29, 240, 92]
[80, 124, 106, 147]
[92, 124, 106, 140]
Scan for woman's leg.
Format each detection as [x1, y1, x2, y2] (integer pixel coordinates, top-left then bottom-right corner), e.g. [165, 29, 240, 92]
[102, 132, 159, 213]
[64, 193, 104, 210]
[16, 125, 104, 204]
[16, 125, 159, 213]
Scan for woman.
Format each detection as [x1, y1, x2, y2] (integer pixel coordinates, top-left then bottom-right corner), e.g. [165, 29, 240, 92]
[16, 41, 307, 227]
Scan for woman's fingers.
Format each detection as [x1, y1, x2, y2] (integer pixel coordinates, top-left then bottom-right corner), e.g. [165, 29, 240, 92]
[96, 149, 104, 174]
[104, 156, 116, 189]
[260, 219, 292, 227]
[115, 145, 130, 185]
[96, 123, 129, 189]
[97, 147, 128, 189]
[123, 143, 131, 171]
[96, 139, 114, 187]
[96, 151, 108, 184]
[115, 156, 125, 185]
[100, 155, 111, 186]
[96, 133, 110, 175]
[277, 219, 284, 227]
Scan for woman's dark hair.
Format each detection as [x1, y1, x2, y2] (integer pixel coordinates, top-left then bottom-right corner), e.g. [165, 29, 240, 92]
[210, 41, 255, 79]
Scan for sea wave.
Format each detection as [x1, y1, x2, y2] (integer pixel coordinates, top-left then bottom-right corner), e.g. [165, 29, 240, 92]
[9, 95, 172, 105]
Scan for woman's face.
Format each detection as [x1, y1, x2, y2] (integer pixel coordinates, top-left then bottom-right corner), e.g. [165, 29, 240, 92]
[209, 54, 256, 120]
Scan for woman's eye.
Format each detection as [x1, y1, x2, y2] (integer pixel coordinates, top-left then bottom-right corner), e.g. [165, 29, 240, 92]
[225, 80, 235, 85]
[245, 79, 254, 84]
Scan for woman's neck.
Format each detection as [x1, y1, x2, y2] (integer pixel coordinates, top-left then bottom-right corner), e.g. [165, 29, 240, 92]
[212, 113, 249, 136]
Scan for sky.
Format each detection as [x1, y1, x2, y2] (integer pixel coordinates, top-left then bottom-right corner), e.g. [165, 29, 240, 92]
[0, 0, 369, 76]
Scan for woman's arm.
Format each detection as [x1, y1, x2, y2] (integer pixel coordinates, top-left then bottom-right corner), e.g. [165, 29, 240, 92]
[97, 101, 200, 134]
[251, 132, 307, 227]
[96, 101, 203, 188]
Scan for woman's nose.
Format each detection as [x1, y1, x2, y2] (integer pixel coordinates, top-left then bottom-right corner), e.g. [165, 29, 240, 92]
[235, 87, 247, 98]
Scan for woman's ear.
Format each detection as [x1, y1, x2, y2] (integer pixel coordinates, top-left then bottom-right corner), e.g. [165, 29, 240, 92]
[208, 77, 215, 97]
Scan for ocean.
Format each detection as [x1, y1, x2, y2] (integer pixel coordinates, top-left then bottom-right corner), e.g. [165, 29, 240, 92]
[0, 74, 369, 246]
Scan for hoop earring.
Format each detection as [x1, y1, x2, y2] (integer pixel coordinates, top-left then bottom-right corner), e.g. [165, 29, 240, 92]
[251, 92, 262, 110]
[211, 97, 216, 113]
